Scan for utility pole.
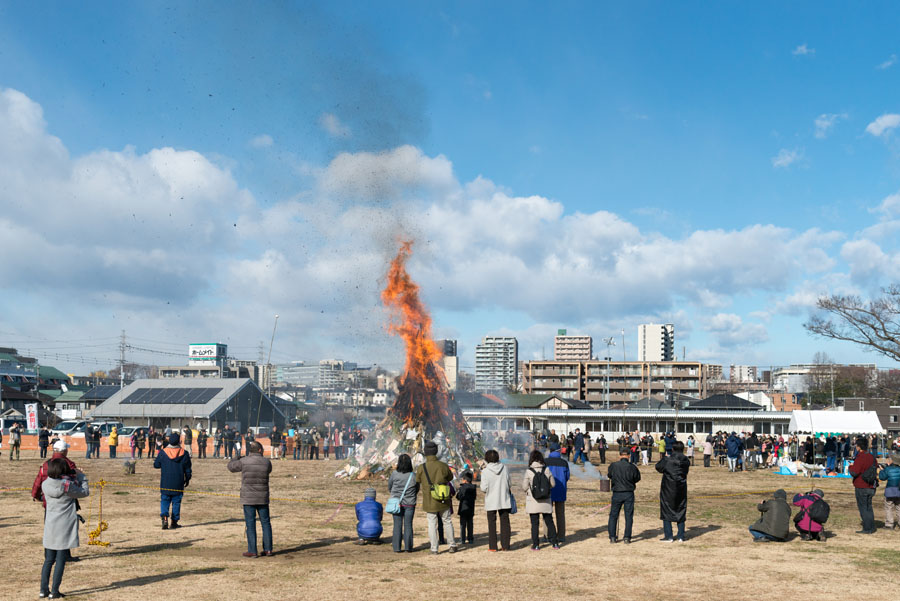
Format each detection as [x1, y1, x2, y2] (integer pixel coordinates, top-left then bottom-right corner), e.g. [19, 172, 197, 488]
[119, 330, 127, 389]
[603, 337, 616, 410]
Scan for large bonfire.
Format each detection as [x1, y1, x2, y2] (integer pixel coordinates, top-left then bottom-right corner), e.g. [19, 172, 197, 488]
[335, 241, 482, 479]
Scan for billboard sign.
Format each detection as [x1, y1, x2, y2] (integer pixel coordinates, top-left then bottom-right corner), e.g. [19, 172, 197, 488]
[188, 343, 227, 366]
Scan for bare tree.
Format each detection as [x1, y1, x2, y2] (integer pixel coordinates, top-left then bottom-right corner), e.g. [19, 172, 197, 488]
[805, 285, 900, 362]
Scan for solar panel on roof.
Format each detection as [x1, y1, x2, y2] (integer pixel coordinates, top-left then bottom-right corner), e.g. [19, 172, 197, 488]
[120, 387, 224, 405]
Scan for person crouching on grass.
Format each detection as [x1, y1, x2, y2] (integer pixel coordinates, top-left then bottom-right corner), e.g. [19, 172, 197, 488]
[40, 458, 89, 599]
[228, 441, 273, 557]
[355, 488, 384, 545]
[154, 432, 192, 530]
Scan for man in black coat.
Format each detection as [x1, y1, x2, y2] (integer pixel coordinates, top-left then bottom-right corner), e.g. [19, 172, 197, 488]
[748, 489, 791, 542]
[608, 448, 641, 544]
[656, 440, 690, 542]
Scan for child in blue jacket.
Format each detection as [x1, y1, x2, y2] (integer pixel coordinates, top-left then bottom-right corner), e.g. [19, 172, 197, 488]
[355, 487, 383, 544]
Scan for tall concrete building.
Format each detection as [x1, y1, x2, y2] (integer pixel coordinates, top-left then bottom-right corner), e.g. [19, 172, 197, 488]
[475, 336, 518, 392]
[730, 365, 758, 383]
[553, 329, 592, 361]
[638, 324, 675, 362]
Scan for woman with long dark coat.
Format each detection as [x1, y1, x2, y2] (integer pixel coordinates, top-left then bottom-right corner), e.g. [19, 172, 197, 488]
[656, 440, 691, 542]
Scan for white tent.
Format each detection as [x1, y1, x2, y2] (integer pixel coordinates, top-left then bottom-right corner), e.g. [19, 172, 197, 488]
[789, 410, 884, 435]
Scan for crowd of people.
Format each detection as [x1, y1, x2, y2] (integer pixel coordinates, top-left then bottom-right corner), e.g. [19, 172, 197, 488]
[18, 423, 900, 597]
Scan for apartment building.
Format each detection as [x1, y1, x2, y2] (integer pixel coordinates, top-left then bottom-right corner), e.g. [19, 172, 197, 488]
[637, 324, 675, 361]
[523, 359, 710, 406]
[553, 330, 592, 361]
[475, 337, 518, 392]
[730, 365, 758, 383]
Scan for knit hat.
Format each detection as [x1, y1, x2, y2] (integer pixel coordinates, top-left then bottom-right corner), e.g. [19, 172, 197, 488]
[364, 487, 376, 499]
[811, 489, 824, 498]
[52, 440, 69, 452]
[774, 489, 786, 499]
[424, 441, 438, 456]
[169, 433, 181, 446]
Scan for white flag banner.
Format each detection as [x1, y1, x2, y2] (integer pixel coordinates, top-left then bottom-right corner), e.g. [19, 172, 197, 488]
[26, 403, 39, 430]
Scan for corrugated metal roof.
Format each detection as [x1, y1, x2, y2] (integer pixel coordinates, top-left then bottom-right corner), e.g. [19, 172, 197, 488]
[88, 378, 283, 419]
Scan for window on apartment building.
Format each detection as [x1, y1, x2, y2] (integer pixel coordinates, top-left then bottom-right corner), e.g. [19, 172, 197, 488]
[890, 415, 898, 424]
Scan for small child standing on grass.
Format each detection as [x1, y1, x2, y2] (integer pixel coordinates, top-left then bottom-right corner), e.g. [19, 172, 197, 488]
[456, 471, 477, 545]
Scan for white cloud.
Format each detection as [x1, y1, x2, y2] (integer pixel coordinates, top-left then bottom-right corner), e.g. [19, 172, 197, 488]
[792, 44, 815, 56]
[0, 87, 251, 302]
[771, 148, 803, 168]
[249, 134, 273, 148]
[704, 314, 769, 347]
[319, 112, 351, 138]
[877, 54, 897, 70]
[865, 113, 900, 137]
[841, 238, 900, 284]
[814, 113, 846, 139]
[2, 86, 886, 374]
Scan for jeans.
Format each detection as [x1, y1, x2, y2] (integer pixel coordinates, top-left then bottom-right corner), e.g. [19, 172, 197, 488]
[826, 452, 836, 471]
[160, 492, 183, 521]
[426, 509, 455, 552]
[109, 445, 116, 458]
[213, 442, 221, 458]
[392, 506, 415, 552]
[608, 491, 635, 540]
[486, 509, 511, 550]
[598, 449, 606, 464]
[573, 449, 586, 464]
[40, 444, 48, 459]
[530, 513, 557, 547]
[727, 457, 737, 471]
[856, 487, 876, 532]
[85, 442, 92, 458]
[243, 504, 272, 554]
[749, 527, 775, 541]
[41, 548, 67, 596]
[703, 454, 711, 467]
[663, 520, 685, 540]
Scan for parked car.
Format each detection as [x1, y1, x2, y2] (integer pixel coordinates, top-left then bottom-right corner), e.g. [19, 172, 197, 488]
[51, 420, 87, 437]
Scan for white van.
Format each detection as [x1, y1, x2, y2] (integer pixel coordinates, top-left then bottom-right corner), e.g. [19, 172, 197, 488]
[51, 420, 87, 437]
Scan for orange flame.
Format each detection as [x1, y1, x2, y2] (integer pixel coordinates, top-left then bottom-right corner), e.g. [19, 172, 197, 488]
[381, 240, 445, 392]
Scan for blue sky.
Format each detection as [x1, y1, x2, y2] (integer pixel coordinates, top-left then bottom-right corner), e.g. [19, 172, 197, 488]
[1, 2, 899, 375]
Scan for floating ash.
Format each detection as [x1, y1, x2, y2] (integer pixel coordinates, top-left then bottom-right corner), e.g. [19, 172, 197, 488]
[336, 241, 482, 480]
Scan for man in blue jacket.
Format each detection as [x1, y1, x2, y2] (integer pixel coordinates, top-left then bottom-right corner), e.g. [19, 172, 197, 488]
[572, 429, 586, 465]
[154, 432, 192, 530]
[726, 432, 742, 472]
[545, 443, 571, 542]
[355, 487, 383, 544]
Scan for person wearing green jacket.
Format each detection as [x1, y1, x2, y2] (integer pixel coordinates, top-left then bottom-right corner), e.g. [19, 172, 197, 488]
[415, 441, 457, 554]
[879, 453, 900, 529]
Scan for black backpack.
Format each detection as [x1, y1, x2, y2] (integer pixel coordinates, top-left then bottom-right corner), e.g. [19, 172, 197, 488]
[807, 497, 830, 524]
[860, 461, 879, 486]
[530, 466, 552, 500]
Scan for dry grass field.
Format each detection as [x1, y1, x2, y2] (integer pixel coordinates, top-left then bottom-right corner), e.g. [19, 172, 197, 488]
[2, 449, 898, 601]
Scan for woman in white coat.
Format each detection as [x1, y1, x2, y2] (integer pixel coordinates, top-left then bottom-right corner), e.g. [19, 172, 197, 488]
[480, 449, 512, 551]
[522, 449, 557, 550]
[40, 458, 89, 598]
